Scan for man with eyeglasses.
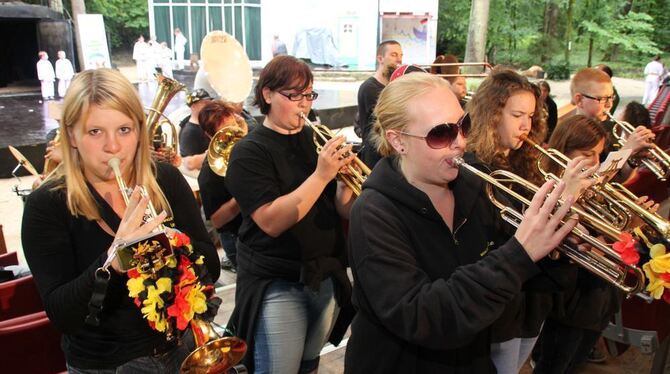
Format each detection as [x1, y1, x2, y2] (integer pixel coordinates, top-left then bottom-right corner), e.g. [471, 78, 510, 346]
[357, 40, 403, 168]
[570, 68, 654, 168]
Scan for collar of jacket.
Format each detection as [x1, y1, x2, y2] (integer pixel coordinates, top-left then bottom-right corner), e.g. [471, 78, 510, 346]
[362, 156, 484, 223]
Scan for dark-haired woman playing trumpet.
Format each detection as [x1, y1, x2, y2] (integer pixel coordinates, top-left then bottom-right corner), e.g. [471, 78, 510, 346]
[344, 72, 578, 373]
[21, 68, 219, 373]
[224, 55, 355, 374]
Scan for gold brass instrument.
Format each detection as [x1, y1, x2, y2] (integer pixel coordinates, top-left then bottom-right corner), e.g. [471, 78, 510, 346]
[146, 74, 186, 164]
[453, 156, 645, 295]
[180, 320, 247, 373]
[207, 126, 246, 177]
[521, 134, 670, 241]
[299, 112, 371, 196]
[605, 111, 670, 181]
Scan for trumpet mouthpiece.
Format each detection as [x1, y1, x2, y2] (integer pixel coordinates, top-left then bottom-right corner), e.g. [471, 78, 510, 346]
[452, 156, 465, 167]
[108, 157, 121, 170]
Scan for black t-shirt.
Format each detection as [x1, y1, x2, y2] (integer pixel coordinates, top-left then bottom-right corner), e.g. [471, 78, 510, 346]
[357, 76, 385, 168]
[225, 124, 343, 264]
[545, 96, 558, 140]
[198, 158, 242, 233]
[179, 121, 209, 157]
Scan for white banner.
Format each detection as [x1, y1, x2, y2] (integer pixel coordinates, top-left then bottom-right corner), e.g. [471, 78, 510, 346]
[76, 14, 112, 70]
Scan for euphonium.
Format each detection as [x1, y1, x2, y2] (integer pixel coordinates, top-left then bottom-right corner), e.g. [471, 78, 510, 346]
[207, 126, 246, 177]
[452, 156, 645, 295]
[521, 134, 670, 241]
[146, 74, 186, 164]
[299, 112, 371, 196]
[180, 320, 247, 374]
[605, 111, 670, 181]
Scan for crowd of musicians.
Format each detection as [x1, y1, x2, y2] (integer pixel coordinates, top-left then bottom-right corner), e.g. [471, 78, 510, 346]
[19, 38, 667, 374]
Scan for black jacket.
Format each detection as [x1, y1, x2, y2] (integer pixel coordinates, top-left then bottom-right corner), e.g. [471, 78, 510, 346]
[345, 157, 541, 373]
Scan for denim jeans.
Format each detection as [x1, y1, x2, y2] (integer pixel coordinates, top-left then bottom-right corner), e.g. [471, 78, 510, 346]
[490, 335, 540, 374]
[66, 339, 192, 374]
[254, 277, 339, 374]
[533, 318, 601, 374]
[219, 231, 238, 266]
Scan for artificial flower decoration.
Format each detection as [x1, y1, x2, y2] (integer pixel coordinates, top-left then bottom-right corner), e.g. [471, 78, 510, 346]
[642, 243, 670, 302]
[612, 232, 640, 265]
[126, 230, 220, 338]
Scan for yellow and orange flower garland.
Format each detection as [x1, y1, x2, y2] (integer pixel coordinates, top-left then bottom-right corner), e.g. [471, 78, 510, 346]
[126, 232, 219, 335]
[613, 230, 670, 303]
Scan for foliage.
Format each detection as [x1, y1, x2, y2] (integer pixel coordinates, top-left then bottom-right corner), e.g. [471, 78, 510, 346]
[545, 61, 571, 80]
[580, 11, 662, 56]
[85, 0, 149, 50]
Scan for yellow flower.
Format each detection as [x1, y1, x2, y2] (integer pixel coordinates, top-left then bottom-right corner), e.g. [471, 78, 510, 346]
[195, 256, 204, 265]
[156, 277, 172, 294]
[127, 277, 146, 298]
[649, 253, 670, 274]
[167, 255, 177, 268]
[650, 243, 666, 258]
[186, 284, 208, 315]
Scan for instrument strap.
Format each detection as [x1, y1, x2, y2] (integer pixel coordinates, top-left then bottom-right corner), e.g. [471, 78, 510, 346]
[85, 219, 118, 326]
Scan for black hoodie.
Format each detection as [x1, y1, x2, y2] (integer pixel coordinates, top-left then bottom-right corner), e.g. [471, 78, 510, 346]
[344, 157, 541, 374]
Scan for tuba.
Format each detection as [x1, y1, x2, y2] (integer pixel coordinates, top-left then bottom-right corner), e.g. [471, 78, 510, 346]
[453, 156, 646, 296]
[146, 74, 186, 165]
[605, 111, 670, 181]
[299, 112, 371, 196]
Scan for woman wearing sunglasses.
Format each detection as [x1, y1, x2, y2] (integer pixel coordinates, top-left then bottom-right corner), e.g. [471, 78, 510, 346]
[224, 55, 356, 374]
[465, 68, 596, 373]
[344, 72, 578, 373]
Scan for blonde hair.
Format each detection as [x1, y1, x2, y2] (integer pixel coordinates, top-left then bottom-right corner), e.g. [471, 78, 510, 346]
[570, 68, 611, 104]
[51, 68, 170, 220]
[371, 72, 451, 157]
[466, 68, 546, 184]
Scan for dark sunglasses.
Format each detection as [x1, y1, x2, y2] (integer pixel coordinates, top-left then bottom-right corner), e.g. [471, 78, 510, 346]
[399, 112, 470, 149]
[278, 91, 319, 101]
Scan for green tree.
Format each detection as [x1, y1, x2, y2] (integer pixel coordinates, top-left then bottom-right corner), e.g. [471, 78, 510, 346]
[86, 0, 149, 51]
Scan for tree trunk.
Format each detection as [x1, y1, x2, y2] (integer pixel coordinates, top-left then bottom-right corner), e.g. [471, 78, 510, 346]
[464, 0, 490, 72]
[70, 0, 86, 72]
[602, 0, 633, 60]
[587, 36, 593, 67]
[564, 0, 574, 63]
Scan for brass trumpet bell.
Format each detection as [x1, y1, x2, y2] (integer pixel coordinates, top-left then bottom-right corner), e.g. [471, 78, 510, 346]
[181, 320, 247, 374]
[207, 126, 246, 177]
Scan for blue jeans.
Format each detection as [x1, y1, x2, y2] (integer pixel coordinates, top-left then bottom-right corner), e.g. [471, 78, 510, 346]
[66, 340, 191, 374]
[490, 335, 540, 374]
[219, 231, 238, 266]
[254, 278, 339, 374]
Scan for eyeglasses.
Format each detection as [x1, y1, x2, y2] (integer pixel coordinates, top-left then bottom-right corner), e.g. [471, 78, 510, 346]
[580, 93, 615, 104]
[399, 113, 471, 149]
[278, 91, 319, 101]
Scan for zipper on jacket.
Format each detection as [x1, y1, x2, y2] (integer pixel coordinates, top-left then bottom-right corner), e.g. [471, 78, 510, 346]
[452, 218, 468, 245]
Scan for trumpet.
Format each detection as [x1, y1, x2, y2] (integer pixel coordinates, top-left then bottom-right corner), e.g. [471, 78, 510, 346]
[605, 112, 670, 181]
[180, 320, 247, 373]
[521, 134, 670, 241]
[299, 112, 371, 196]
[453, 156, 645, 295]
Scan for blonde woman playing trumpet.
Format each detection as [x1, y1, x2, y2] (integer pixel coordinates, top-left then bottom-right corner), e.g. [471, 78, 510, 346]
[22, 68, 219, 373]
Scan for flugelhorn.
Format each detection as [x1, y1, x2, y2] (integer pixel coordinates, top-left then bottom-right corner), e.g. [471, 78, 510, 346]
[521, 134, 670, 241]
[605, 111, 670, 181]
[453, 156, 645, 295]
[299, 112, 370, 196]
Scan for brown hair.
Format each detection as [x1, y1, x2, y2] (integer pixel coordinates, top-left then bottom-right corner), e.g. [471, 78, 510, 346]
[430, 54, 459, 84]
[199, 100, 238, 137]
[570, 68, 611, 104]
[544, 114, 606, 175]
[466, 67, 547, 184]
[253, 55, 313, 115]
[377, 40, 401, 58]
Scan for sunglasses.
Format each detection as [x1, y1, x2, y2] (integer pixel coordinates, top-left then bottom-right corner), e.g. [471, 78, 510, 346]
[399, 112, 470, 149]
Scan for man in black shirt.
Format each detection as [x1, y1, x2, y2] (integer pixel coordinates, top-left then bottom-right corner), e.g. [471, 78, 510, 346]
[357, 40, 402, 168]
[179, 88, 214, 171]
[539, 81, 558, 140]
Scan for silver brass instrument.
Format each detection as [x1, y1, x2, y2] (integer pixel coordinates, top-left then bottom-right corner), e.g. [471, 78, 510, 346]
[522, 134, 670, 241]
[299, 112, 371, 196]
[453, 156, 645, 295]
[146, 74, 186, 164]
[605, 111, 670, 181]
[207, 126, 246, 177]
